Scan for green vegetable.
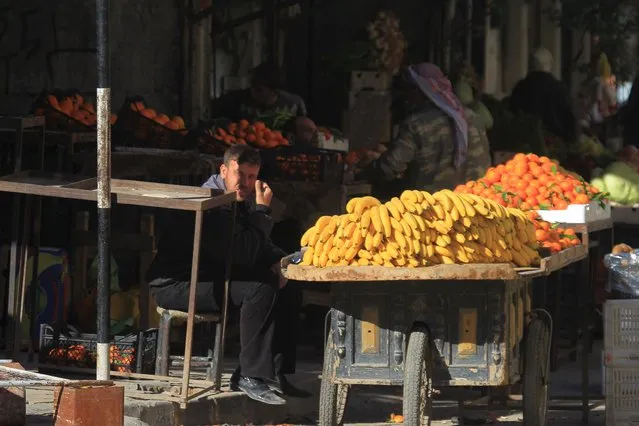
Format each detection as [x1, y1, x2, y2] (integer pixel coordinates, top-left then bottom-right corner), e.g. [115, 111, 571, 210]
[454, 80, 474, 105]
[470, 101, 494, 130]
[599, 161, 639, 204]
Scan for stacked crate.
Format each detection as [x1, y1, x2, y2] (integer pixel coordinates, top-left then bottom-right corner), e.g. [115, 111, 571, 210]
[603, 300, 639, 424]
[342, 71, 394, 150]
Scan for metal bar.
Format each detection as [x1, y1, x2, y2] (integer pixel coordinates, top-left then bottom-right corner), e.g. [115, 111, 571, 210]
[214, 202, 237, 388]
[5, 121, 24, 356]
[27, 194, 42, 361]
[180, 210, 204, 402]
[96, 0, 112, 382]
[13, 197, 33, 358]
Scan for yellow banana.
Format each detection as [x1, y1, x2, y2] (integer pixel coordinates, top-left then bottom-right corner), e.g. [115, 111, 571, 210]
[433, 204, 445, 220]
[361, 210, 371, 230]
[440, 255, 455, 264]
[357, 258, 370, 266]
[450, 205, 460, 222]
[403, 212, 419, 229]
[391, 197, 406, 214]
[346, 197, 359, 213]
[358, 249, 373, 260]
[302, 247, 314, 265]
[400, 190, 418, 204]
[365, 233, 374, 251]
[434, 191, 453, 211]
[373, 232, 383, 248]
[300, 226, 317, 246]
[390, 217, 404, 233]
[385, 201, 402, 221]
[370, 206, 383, 234]
[400, 218, 412, 236]
[379, 205, 392, 238]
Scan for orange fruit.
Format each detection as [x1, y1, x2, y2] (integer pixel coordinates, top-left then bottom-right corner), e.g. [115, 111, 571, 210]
[155, 114, 170, 125]
[110, 114, 118, 125]
[47, 95, 60, 110]
[141, 108, 157, 119]
[574, 194, 590, 204]
[171, 116, 186, 129]
[164, 120, 179, 130]
[59, 99, 74, 115]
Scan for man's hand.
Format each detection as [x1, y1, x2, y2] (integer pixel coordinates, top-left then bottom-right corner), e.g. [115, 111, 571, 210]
[255, 180, 273, 207]
[271, 262, 288, 289]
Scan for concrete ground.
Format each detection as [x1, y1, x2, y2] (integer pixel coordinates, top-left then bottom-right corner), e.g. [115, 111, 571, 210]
[23, 343, 606, 425]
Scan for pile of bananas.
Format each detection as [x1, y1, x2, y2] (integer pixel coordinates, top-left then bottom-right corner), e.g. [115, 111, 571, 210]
[299, 189, 541, 268]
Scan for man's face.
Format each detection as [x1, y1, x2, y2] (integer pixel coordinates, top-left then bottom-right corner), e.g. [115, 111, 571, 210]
[251, 85, 278, 107]
[220, 160, 260, 201]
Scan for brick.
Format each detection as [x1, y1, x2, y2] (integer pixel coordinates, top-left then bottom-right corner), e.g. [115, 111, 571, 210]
[54, 385, 124, 426]
[0, 362, 26, 426]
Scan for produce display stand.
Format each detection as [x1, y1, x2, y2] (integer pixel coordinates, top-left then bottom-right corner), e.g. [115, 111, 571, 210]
[0, 170, 236, 405]
[542, 218, 613, 424]
[282, 248, 585, 425]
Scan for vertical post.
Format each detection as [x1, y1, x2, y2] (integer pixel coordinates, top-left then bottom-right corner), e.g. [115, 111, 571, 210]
[96, 0, 112, 381]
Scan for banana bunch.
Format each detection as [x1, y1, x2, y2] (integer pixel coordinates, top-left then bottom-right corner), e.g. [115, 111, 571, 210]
[299, 190, 541, 268]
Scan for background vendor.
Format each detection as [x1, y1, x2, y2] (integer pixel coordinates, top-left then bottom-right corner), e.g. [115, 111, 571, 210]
[359, 63, 491, 192]
[509, 47, 578, 145]
[211, 62, 308, 122]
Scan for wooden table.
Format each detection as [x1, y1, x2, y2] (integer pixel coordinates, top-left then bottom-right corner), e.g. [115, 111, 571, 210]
[0, 170, 235, 405]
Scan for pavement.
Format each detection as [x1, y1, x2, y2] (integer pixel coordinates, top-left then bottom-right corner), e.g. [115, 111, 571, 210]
[22, 342, 607, 425]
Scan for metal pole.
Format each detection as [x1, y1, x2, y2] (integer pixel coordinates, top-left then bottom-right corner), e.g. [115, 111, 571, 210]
[96, 0, 112, 381]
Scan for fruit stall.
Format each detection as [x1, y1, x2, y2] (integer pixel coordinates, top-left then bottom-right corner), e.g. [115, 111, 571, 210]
[281, 186, 591, 425]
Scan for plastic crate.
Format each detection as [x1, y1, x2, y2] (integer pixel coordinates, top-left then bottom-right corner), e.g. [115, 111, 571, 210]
[604, 300, 639, 366]
[38, 324, 157, 374]
[260, 146, 344, 183]
[535, 201, 611, 224]
[606, 366, 639, 425]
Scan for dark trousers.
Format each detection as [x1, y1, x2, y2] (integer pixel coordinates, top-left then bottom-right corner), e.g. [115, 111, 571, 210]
[151, 279, 301, 378]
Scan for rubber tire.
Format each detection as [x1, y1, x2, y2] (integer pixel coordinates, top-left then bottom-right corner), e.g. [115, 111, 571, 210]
[403, 324, 433, 426]
[318, 338, 350, 426]
[523, 317, 551, 426]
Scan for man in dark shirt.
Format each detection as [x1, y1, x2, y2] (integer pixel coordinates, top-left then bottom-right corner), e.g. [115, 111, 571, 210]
[146, 145, 300, 405]
[211, 62, 307, 121]
[509, 47, 578, 144]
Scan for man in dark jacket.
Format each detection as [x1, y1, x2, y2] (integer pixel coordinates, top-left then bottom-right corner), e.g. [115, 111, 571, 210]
[146, 145, 303, 405]
[509, 47, 578, 144]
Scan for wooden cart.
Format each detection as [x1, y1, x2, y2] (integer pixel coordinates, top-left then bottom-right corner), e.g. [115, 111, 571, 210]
[281, 255, 587, 426]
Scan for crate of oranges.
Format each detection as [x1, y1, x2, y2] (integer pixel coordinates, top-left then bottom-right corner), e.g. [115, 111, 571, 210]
[113, 97, 188, 149]
[34, 90, 115, 132]
[38, 324, 158, 374]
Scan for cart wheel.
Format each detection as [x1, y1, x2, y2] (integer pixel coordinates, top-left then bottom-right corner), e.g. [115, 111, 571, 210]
[319, 339, 350, 426]
[403, 324, 433, 426]
[523, 317, 551, 426]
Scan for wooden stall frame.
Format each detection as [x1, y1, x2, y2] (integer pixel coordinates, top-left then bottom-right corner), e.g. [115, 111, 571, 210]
[0, 170, 236, 405]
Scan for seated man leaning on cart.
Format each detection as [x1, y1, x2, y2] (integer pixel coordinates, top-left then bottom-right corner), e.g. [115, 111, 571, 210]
[358, 62, 492, 192]
[146, 144, 307, 405]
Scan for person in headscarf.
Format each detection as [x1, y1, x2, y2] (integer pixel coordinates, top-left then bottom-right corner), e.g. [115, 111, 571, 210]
[360, 63, 491, 192]
[509, 47, 578, 144]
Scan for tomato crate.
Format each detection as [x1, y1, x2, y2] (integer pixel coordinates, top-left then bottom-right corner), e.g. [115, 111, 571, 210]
[260, 146, 344, 183]
[38, 324, 158, 374]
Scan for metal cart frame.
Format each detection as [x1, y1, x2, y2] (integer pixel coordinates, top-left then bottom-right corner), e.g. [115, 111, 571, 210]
[283, 261, 559, 426]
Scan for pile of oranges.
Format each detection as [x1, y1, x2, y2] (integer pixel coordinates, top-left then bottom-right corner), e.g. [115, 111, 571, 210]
[38, 93, 118, 127]
[209, 119, 289, 149]
[454, 153, 600, 253]
[455, 153, 605, 211]
[525, 210, 581, 253]
[130, 101, 186, 131]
